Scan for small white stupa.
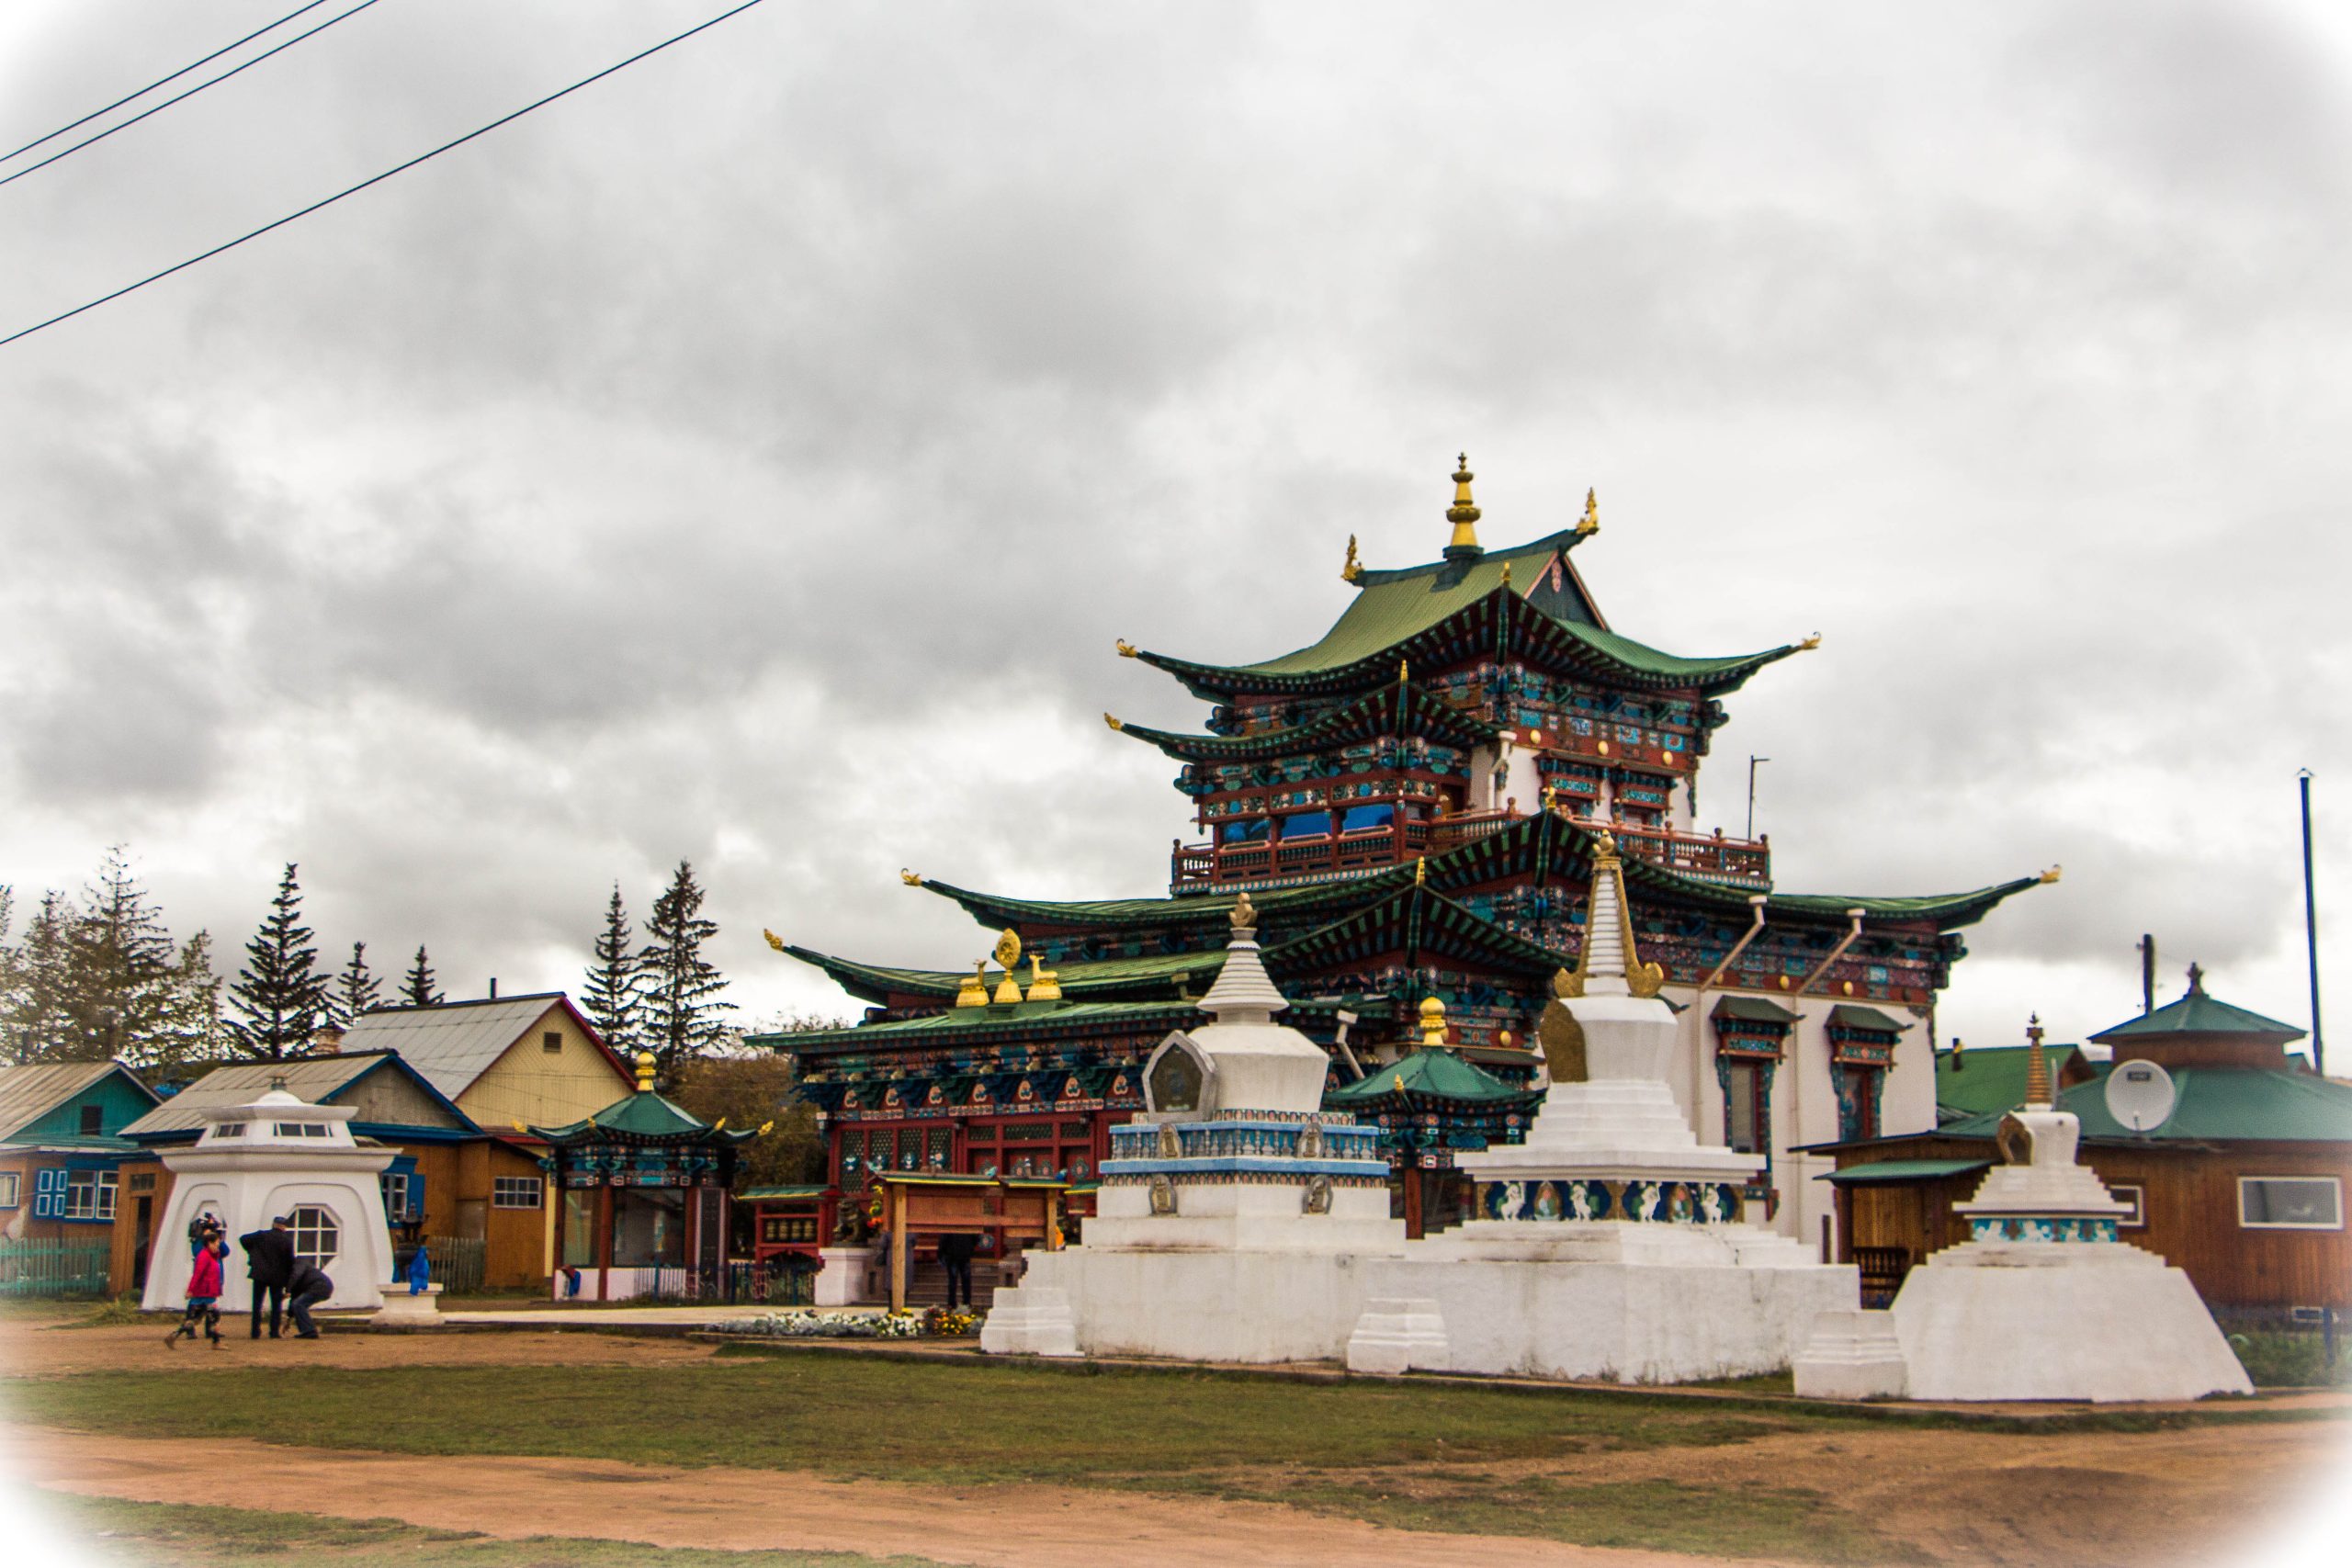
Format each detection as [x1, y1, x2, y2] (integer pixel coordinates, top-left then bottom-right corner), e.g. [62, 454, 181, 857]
[981, 892, 1405, 1362]
[1797, 1017, 2251, 1402]
[1347, 833, 1854, 1382]
[141, 1085, 395, 1315]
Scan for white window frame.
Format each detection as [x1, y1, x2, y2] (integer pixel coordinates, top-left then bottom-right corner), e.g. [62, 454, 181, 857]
[2108, 1183, 2144, 1229]
[492, 1176, 544, 1210]
[2236, 1176, 2343, 1231]
[0, 1171, 18, 1208]
[62, 1169, 117, 1220]
[380, 1172, 413, 1219]
[289, 1202, 342, 1265]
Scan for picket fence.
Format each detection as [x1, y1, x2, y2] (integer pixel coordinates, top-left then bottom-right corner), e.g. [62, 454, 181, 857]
[0, 1237, 113, 1298]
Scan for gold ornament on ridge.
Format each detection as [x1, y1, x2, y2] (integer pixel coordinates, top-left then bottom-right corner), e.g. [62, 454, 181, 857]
[1340, 535, 1362, 583]
[1577, 487, 1600, 536]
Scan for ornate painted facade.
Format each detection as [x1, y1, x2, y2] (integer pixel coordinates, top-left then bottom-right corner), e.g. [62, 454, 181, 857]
[753, 458, 2052, 1246]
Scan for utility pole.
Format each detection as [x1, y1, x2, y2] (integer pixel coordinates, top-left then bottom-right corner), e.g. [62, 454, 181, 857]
[1747, 756, 1770, 840]
[2137, 934, 2156, 1016]
[2301, 770, 2324, 1077]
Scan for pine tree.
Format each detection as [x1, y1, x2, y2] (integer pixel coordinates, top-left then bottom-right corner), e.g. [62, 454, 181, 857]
[4, 890, 81, 1064]
[150, 931, 230, 1076]
[71, 846, 179, 1062]
[637, 860, 733, 1077]
[330, 940, 382, 1028]
[402, 944, 443, 1009]
[230, 863, 328, 1059]
[582, 883, 642, 1052]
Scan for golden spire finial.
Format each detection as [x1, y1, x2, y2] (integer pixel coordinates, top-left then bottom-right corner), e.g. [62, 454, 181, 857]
[1445, 453, 1482, 556]
[1414, 855, 1428, 886]
[1419, 994, 1448, 1049]
[1229, 890, 1259, 931]
[763, 928, 786, 952]
[2024, 1013, 2051, 1107]
[1341, 535, 1362, 583]
[1577, 487, 1600, 536]
[1115, 638, 1137, 658]
[634, 1051, 656, 1093]
[1499, 561, 1512, 590]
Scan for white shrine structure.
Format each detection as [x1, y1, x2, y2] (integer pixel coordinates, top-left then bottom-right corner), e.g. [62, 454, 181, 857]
[141, 1084, 395, 1316]
[1344, 833, 1854, 1381]
[985, 840, 1855, 1380]
[1794, 1021, 2250, 1402]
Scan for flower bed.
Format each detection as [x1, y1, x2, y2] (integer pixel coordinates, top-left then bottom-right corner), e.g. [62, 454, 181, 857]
[713, 1309, 926, 1339]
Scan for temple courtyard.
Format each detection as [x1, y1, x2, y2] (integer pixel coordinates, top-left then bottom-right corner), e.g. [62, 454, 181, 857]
[1, 1303, 2343, 1568]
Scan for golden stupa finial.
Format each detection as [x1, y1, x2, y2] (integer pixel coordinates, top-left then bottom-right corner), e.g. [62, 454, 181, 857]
[1414, 855, 1429, 887]
[1419, 994, 1448, 1049]
[1103, 712, 1124, 732]
[1115, 637, 1136, 658]
[1398, 659, 1409, 684]
[1229, 890, 1259, 931]
[763, 928, 786, 952]
[2024, 1013, 2051, 1107]
[1341, 535, 1363, 583]
[1797, 632, 1823, 651]
[899, 869, 921, 886]
[1541, 783, 1558, 811]
[634, 1051, 656, 1093]
[1577, 487, 1600, 536]
[1593, 827, 1620, 862]
[1445, 453, 1482, 556]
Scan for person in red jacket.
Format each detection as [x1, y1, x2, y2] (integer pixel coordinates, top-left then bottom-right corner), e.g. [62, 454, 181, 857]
[168, 1215, 230, 1349]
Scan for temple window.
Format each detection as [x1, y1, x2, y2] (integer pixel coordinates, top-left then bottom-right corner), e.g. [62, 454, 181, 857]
[1338, 803, 1396, 833]
[1281, 810, 1333, 840]
[1220, 818, 1271, 843]
[1724, 1059, 1765, 1153]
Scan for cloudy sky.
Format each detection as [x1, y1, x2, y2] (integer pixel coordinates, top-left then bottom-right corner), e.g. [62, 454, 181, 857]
[1, 0, 2346, 1055]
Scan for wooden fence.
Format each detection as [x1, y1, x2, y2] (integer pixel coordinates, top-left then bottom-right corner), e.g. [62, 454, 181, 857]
[424, 1235, 486, 1294]
[0, 1237, 113, 1298]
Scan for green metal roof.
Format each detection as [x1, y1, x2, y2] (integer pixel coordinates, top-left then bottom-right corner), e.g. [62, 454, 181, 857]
[750, 998, 1208, 1054]
[1325, 1050, 1538, 1107]
[532, 1087, 748, 1145]
[1827, 1004, 1910, 1034]
[741, 1184, 828, 1200]
[2088, 984, 2305, 1045]
[1112, 682, 1499, 762]
[779, 944, 1230, 1006]
[1823, 1158, 1992, 1186]
[1713, 996, 1801, 1023]
[1934, 1044, 2086, 1122]
[1936, 1066, 2352, 1145]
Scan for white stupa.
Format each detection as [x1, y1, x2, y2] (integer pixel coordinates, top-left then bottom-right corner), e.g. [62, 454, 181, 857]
[981, 892, 1406, 1362]
[1796, 1019, 2251, 1402]
[141, 1085, 394, 1315]
[1346, 833, 1855, 1382]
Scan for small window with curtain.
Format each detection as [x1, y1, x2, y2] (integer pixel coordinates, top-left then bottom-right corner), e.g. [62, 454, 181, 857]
[2238, 1177, 2341, 1230]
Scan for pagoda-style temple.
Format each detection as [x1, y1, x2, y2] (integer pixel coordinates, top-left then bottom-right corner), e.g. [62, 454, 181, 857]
[753, 458, 2053, 1248]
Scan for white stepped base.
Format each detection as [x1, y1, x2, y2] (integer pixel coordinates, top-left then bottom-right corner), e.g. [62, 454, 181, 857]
[1792, 1309, 1906, 1399]
[1419, 1219, 1815, 1268]
[1892, 1242, 2251, 1402]
[1457, 1080, 1763, 1187]
[1012, 1244, 1397, 1364]
[978, 1285, 1080, 1359]
[1360, 1249, 1857, 1384]
[1345, 1296, 1449, 1375]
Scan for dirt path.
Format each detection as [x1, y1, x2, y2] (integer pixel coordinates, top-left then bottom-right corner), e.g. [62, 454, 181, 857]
[4, 1425, 1782, 1568]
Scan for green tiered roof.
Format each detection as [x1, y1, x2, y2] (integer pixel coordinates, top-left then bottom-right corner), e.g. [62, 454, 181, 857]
[1325, 1050, 1540, 1109]
[1111, 681, 1499, 762]
[530, 1085, 753, 1145]
[780, 944, 1232, 1006]
[2089, 985, 2305, 1045]
[751, 995, 1377, 1056]
[1933, 1066, 2352, 1145]
[1934, 1043, 2088, 1122]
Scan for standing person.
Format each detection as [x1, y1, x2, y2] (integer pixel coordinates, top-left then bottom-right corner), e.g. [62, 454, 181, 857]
[935, 1230, 978, 1312]
[239, 1215, 294, 1339]
[167, 1218, 230, 1349]
[283, 1254, 334, 1339]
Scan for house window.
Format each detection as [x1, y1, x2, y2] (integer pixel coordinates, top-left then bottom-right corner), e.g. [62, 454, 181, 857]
[2109, 1184, 2144, 1228]
[542, 1031, 563, 1054]
[63, 1170, 117, 1220]
[274, 1122, 332, 1138]
[78, 1105, 102, 1136]
[380, 1172, 413, 1219]
[493, 1176, 544, 1209]
[2238, 1177, 2342, 1231]
[0, 1172, 18, 1208]
[211, 1122, 245, 1138]
[289, 1203, 342, 1265]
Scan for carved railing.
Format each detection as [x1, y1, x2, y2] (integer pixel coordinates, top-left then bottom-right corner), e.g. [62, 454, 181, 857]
[1173, 811, 1770, 891]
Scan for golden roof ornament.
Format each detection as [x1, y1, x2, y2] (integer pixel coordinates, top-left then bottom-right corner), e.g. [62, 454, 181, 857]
[1499, 561, 1512, 590]
[633, 1051, 657, 1093]
[2040, 865, 2064, 885]
[763, 928, 786, 952]
[2023, 1013, 2052, 1108]
[1024, 953, 1063, 1003]
[1419, 994, 1449, 1048]
[1103, 712, 1124, 731]
[1797, 632, 1823, 651]
[1340, 535, 1362, 583]
[1398, 658, 1409, 684]
[993, 929, 1023, 970]
[956, 962, 989, 1008]
[1414, 855, 1428, 886]
[899, 869, 921, 886]
[1577, 487, 1600, 536]
[1444, 452, 1483, 557]
[1115, 638, 1137, 658]
[1228, 890, 1259, 931]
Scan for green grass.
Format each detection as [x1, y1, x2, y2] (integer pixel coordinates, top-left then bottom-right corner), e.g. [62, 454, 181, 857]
[62, 1293, 150, 1329]
[1125, 1472, 1925, 1566]
[1, 1356, 1836, 1486]
[37, 1495, 952, 1568]
[2230, 1332, 2352, 1389]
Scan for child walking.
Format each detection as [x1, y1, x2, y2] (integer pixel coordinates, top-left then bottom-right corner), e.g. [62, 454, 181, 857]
[168, 1216, 230, 1349]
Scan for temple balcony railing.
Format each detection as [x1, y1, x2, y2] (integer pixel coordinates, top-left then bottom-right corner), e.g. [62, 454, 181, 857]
[1171, 810, 1770, 893]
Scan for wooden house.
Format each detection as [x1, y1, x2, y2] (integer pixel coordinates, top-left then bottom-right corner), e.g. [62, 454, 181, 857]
[1811, 971, 2349, 1315]
[0, 1063, 160, 1286]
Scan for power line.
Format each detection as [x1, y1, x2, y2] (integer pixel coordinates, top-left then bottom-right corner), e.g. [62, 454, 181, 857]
[0, 1, 334, 166]
[1, 0, 387, 192]
[1, 0, 770, 350]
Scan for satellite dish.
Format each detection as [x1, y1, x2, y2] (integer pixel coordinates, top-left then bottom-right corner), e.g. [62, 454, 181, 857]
[2103, 1059, 2177, 1133]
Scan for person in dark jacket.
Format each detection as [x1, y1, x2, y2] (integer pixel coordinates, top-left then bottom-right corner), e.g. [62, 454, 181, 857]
[239, 1215, 295, 1339]
[284, 1257, 334, 1339]
[935, 1231, 980, 1311]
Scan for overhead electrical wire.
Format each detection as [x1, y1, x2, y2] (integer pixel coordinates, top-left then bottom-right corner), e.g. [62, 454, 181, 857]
[1, 0, 388, 191]
[0, 0, 334, 166]
[1, 0, 770, 350]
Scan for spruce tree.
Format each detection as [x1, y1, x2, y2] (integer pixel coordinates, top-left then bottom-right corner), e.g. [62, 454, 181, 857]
[152, 931, 230, 1075]
[402, 944, 444, 1008]
[331, 940, 383, 1027]
[230, 863, 328, 1059]
[72, 846, 178, 1062]
[2, 890, 78, 1064]
[582, 882, 642, 1052]
[637, 860, 733, 1077]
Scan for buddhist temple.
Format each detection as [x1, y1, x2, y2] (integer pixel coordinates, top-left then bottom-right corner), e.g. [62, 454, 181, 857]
[753, 457, 2054, 1253]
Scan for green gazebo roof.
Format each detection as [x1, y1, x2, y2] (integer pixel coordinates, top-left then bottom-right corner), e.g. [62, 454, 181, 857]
[1919, 1066, 2352, 1145]
[1325, 1050, 1539, 1109]
[529, 1085, 753, 1146]
[2088, 980, 2305, 1045]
